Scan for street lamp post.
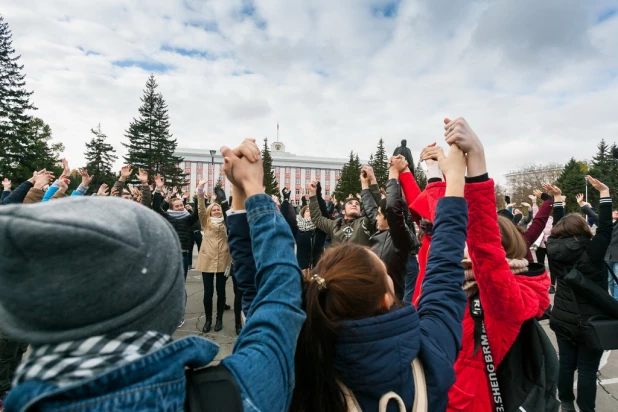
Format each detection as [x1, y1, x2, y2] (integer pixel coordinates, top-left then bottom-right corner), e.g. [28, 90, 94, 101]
[210, 150, 216, 165]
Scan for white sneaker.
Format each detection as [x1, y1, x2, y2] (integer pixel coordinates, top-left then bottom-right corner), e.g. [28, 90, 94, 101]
[177, 319, 185, 328]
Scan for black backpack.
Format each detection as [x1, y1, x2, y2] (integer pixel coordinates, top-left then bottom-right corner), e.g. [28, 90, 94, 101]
[470, 296, 560, 412]
[185, 364, 243, 412]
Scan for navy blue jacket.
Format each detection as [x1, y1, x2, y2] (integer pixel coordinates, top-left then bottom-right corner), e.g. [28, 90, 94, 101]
[0, 181, 34, 205]
[334, 197, 468, 411]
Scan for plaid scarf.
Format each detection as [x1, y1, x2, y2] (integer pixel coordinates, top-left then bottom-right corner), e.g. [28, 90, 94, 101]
[462, 258, 529, 299]
[14, 331, 171, 388]
[297, 216, 316, 232]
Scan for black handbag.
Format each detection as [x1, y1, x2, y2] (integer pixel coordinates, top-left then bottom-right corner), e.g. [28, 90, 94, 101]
[565, 263, 618, 350]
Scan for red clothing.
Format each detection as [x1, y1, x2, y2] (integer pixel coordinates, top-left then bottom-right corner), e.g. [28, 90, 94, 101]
[399, 173, 445, 304]
[521, 198, 553, 262]
[446, 179, 550, 412]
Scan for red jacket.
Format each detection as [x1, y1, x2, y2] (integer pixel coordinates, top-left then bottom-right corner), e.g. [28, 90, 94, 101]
[521, 198, 553, 262]
[399, 173, 445, 304]
[446, 179, 550, 412]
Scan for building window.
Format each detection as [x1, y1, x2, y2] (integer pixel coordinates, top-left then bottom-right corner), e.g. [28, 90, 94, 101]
[325, 190, 330, 195]
[276, 167, 280, 173]
[296, 189, 300, 195]
[295, 178, 300, 184]
[286, 167, 291, 173]
[335, 170, 340, 176]
[285, 178, 290, 184]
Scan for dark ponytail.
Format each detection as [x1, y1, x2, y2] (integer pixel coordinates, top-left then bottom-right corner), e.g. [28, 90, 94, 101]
[290, 244, 396, 412]
[289, 282, 345, 412]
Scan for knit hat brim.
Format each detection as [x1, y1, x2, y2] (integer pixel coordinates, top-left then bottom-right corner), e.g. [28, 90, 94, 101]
[0, 196, 185, 344]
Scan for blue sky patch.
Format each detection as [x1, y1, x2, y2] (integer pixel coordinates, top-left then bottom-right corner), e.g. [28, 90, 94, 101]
[161, 46, 217, 60]
[372, 1, 400, 18]
[112, 60, 172, 72]
[597, 8, 617, 23]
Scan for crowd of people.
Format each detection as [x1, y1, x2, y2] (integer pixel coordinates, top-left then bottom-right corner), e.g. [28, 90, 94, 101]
[1, 117, 617, 411]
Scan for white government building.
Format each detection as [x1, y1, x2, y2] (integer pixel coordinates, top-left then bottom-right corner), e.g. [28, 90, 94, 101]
[177, 141, 350, 205]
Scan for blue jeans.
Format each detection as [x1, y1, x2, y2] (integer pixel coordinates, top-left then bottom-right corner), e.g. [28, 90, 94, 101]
[608, 262, 618, 300]
[403, 256, 419, 303]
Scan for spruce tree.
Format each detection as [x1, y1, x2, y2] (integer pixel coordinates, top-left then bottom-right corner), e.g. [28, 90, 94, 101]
[0, 15, 37, 182]
[371, 138, 389, 188]
[588, 139, 615, 208]
[123, 75, 185, 187]
[261, 138, 278, 196]
[84, 124, 118, 191]
[153, 92, 184, 187]
[334, 151, 362, 201]
[414, 161, 427, 191]
[556, 158, 587, 213]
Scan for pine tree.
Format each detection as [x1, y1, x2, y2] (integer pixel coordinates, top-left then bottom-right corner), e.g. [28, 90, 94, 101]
[556, 158, 587, 213]
[413, 161, 427, 191]
[153, 92, 184, 187]
[123, 75, 185, 187]
[0, 15, 37, 182]
[370, 138, 389, 188]
[23, 118, 63, 175]
[334, 151, 362, 201]
[84, 124, 118, 191]
[588, 139, 615, 208]
[261, 138, 278, 196]
[10, 118, 64, 180]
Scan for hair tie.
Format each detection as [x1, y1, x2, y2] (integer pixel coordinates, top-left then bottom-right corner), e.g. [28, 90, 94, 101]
[311, 274, 327, 291]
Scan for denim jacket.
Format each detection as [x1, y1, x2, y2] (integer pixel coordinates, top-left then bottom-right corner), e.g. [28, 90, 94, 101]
[5, 194, 306, 412]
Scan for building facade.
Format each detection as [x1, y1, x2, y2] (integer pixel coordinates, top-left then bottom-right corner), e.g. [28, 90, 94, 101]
[176, 141, 350, 205]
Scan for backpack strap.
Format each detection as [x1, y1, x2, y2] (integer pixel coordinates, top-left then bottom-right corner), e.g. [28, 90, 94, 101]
[411, 358, 427, 412]
[338, 358, 427, 412]
[469, 296, 505, 412]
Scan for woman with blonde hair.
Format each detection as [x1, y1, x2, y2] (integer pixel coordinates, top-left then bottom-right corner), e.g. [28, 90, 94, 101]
[196, 179, 232, 333]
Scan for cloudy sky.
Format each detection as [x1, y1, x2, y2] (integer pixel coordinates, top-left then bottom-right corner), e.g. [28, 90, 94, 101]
[2, 0, 618, 182]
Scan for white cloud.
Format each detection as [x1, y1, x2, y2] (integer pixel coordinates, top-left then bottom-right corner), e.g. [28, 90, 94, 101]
[1, 0, 618, 183]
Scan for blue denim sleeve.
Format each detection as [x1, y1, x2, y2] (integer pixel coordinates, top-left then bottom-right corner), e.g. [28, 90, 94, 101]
[227, 212, 258, 316]
[223, 194, 306, 412]
[417, 197, 468, 408]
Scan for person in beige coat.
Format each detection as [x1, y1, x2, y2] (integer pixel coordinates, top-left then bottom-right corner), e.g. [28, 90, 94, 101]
[196, 180, 232, 333]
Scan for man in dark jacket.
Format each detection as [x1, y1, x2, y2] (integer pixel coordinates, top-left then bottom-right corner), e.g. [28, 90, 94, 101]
[363, 156, 414, 299]
[308, 169, 380, 246]
[152, 174, 199, 327]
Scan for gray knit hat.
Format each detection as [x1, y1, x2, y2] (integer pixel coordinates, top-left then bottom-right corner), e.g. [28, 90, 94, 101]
[0, 196, 185, 344]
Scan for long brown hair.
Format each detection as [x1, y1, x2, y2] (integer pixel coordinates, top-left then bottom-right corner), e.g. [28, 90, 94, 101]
[551, 213, 593, 239]
[290, 243, 398, 412]
[497, 216, 528, 259]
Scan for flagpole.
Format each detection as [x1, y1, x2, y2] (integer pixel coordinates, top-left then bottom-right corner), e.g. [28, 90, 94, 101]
[277, 123, 279, 142]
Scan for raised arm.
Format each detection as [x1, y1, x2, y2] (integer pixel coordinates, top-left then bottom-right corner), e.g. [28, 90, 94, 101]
[280, 188, 298, 237]
[384, 155, 413, 251]
[584, 176, 613, 262]
[417, 143, 468, 404]
[315, 182, 329, 218]
[152, 174, 169, 218]
[521, 194, 553, 247]
[218, 140, 305, 412]
[308, 181, 336, 237]
[577, 193, 600, 226]
[2, 179, 34, 205]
